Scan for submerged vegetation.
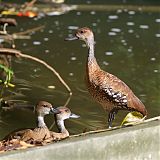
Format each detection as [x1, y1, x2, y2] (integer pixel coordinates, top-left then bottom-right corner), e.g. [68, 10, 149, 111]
[0, 64, 14, 88]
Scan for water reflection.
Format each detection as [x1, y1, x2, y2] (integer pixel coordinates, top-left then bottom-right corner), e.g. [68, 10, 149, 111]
[0, 2, 160, 139]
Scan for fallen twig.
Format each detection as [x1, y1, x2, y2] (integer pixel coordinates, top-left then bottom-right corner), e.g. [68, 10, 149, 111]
[0, 23, 8, 35]
[14, 25, 45, 36]
[0, 48, 72, 107]
[0, 18, 17, 26]
[0, 25, 45, 48]
[22, 0, 37, 10]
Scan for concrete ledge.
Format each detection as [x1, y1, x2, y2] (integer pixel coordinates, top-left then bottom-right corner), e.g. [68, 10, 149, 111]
[0, 117, 160, 160]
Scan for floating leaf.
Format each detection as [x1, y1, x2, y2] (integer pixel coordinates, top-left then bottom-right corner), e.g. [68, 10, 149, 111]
[121, 111, 146, 126]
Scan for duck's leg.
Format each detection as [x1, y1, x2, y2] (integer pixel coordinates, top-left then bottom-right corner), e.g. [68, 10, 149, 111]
[108, 108, 118, 128]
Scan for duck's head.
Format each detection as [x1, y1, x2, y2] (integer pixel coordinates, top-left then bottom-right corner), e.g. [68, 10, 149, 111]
[35, 101, 60, 116]
[55, 106, 80, 121]
[65, 27, 94, 46]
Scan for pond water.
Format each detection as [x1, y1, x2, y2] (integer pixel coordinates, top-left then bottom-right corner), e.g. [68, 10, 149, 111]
[0, 0, 160, 139]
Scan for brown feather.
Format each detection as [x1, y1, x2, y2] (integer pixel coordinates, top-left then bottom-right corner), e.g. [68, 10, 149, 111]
[86, 57, 147, 116]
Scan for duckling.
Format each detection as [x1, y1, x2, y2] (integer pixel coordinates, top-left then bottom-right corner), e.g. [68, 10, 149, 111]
[65, 27, 147, 128]
[50, 106, 80, 140]
[3, 101, 60, 143]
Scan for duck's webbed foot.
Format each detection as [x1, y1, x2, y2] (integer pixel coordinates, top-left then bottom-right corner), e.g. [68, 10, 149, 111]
[108, 108, 118, 128]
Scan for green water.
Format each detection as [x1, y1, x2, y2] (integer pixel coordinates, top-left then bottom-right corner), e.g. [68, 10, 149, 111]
[0, 0, 160, 139]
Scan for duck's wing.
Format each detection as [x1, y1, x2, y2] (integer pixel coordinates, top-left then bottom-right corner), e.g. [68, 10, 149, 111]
[50, 131, 69, 140]
[3, 128, 32, 141]
[92, 69, 147, 115]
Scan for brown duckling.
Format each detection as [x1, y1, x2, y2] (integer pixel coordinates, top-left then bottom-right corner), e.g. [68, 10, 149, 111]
[3, 101, 60, 143]
[50, 106, 80, 140]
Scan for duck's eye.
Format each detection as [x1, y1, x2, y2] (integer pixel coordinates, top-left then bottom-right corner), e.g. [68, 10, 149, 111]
[43, 105, 48, 108]
[65, 109, 69, 112]
[80, 30, 84, 34]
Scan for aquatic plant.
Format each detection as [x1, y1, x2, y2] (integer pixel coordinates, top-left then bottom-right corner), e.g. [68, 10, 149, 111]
[0, 64, 14, 88]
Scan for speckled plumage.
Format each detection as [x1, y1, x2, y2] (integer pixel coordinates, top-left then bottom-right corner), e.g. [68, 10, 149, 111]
[86, 57, 146, 113]
[66, 27, 147, 127]
[7, 127, 51, 143]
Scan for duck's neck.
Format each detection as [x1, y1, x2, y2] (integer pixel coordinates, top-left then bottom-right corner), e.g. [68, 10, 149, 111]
[86, 36, 95, 60]
[86, 38, 100, 71]
[55, 118, 69, 136]
[88, 43, 95, 61]
[37, 115, 46, 128]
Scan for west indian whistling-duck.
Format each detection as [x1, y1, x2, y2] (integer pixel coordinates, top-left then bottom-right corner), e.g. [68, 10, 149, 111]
[50, 106, 80, 140]
[3, 101, 60, 143]
[65, 27, 147, 128]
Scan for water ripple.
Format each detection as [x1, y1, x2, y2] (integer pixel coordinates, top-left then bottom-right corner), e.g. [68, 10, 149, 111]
[68, 26, 79, 30]
[155, 19, 160, 23]
[108, 15, 119, 20]
[111, 28, 121, 32]
[139, 25, 149, 29]
[105, 51, 113, 56]
[128, 11, 135, 15]
[127, 22, 135, 26]
[155, 34, 160, 37]
[33, 41, 41, 45]
[108, 32, 117, 36]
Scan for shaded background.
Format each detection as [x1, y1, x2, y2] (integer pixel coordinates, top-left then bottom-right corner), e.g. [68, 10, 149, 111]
[0, 0, 160, 139]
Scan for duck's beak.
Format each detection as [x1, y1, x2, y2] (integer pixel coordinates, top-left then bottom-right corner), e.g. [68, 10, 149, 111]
[50, 107, 61, 114]
[65, 36, 78, 41]
[70, 113, 80, 118]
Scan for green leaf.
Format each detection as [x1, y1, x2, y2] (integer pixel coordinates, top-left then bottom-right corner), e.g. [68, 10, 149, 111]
[121, 111, 146, 126]
[0, 64, 14, 87]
